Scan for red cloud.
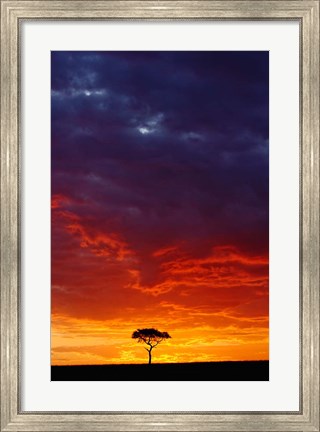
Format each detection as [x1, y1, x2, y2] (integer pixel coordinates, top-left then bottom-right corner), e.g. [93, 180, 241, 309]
[52, 196, 134, 262]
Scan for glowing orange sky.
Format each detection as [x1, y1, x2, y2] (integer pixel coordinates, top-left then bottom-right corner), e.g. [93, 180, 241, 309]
[51, 51, 269, 365]
[51, 194, 269, 365]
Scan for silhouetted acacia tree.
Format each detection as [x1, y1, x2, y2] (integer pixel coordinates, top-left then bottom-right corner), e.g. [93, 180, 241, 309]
[132, 328, 171, 364]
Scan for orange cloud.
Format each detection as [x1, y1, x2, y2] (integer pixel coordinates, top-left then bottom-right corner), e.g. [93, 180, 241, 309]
[126, 245, 268, 296]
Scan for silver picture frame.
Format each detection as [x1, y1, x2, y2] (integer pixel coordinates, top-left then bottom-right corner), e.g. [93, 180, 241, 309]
[1, 1, 319, 431]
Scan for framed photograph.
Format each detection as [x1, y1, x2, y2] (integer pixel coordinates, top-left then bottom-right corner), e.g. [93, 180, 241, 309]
[1, 1, 319, 431]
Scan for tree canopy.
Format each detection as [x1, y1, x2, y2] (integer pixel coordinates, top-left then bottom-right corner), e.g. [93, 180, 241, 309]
[132, 328, 171, 342]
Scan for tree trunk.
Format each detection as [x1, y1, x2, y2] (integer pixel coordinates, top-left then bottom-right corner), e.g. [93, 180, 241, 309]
[148, 349, 152, 365]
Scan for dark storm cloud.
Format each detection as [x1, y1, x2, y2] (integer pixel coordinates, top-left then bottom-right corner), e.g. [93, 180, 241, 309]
[51, 51, 269, 258]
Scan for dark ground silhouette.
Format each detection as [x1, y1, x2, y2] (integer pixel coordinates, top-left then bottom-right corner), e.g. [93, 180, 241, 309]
[51, 360, 269, 381]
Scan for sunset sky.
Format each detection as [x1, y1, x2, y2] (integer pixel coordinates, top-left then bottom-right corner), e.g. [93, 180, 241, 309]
[51, 51, 269, 365]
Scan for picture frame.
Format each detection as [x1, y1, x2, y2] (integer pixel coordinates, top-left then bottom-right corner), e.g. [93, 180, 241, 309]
[1, 1, 319, 431]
